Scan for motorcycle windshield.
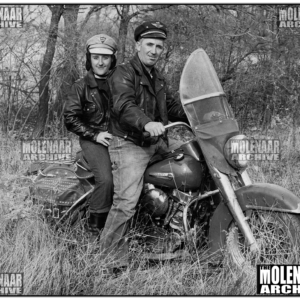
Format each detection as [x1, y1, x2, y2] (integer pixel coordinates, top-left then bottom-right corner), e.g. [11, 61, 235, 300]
[180, 48, 234, 126]
[180, 49, 239, 175]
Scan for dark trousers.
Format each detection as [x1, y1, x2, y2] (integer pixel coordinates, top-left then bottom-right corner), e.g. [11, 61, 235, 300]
[79, 137, 113, 213]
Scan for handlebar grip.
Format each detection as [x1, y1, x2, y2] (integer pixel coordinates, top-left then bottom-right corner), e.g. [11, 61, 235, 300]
[142, 122, 192, 139]
[143, 132, 151, 139]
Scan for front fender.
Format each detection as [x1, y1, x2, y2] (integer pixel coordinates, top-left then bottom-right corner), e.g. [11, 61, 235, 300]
[236, 183, 300, 213]
[208, 183, 300, 256]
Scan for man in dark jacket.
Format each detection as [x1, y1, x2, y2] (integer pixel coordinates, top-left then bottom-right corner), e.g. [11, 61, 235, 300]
[100, 21, 188, 267]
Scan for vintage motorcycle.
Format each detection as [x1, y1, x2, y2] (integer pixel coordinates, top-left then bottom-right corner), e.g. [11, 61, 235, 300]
[30, 49, 300, 266]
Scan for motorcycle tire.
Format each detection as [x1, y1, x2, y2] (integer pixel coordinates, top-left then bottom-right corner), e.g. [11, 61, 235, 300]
[227, 210, 300, 267]
[56, 200, 88, 231]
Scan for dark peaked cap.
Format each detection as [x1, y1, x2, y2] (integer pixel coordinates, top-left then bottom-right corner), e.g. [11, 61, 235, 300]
[134, 21, 167, 41]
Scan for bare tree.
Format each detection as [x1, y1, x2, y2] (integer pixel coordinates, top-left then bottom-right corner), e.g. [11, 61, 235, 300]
[53, 5, 80, 120]
[32, 5, 64, 138]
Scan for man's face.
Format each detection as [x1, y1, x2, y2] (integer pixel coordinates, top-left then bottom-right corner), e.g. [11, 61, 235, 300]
[90, 54, 112, 76]
[136, 38, 164, 67]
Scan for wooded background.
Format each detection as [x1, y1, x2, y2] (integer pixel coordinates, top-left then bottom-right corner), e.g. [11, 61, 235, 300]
[0, 4, 299, 139]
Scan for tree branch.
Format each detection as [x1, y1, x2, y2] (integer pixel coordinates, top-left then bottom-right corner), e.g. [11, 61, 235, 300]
[79, 5, 108, 32]
[114, 5, 122, 18]
[128, 4, 173, 20]
[0, 82, 38, 95]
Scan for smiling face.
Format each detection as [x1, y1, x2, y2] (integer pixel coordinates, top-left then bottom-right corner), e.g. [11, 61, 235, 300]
[90, 54, 112, 76]
[136, 38, 164, 68]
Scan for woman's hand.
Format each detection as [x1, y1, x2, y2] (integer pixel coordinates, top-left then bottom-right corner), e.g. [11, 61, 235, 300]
[95, 131, 113, 146]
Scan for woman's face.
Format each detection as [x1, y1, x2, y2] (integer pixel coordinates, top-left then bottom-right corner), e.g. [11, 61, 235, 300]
[90, 54, 112, 76]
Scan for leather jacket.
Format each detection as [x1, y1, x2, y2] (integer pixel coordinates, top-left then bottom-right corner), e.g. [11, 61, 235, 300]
[64, 70, 110, 141]
[108, 53, 188, 146]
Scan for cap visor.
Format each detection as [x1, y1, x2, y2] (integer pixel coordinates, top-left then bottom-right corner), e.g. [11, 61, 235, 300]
[89, 48, 113, 55]
[141, 33, 166, 40]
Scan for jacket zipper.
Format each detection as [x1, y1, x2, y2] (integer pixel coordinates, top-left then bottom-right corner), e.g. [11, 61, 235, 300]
[90, 91, 106, 127]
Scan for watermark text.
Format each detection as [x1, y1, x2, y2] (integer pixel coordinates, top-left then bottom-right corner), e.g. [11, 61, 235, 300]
[230, 139, 280, 161]
[0, 6, 23, 28]
[21, 139, 72, 161]
[279, 6, 300, 28]
[0, 273, 23, 295]
[257, 265, 300, 295]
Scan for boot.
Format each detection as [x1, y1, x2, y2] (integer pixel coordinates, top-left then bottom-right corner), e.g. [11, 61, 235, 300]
[87, 212, 108, 242]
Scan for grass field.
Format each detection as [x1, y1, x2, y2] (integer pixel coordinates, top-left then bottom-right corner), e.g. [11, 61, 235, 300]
[0, 125, 300, 295]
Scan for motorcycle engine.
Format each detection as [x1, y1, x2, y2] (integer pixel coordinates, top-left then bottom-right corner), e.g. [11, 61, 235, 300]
[139, 184, 169, 218]
[138, 183, 190, 255]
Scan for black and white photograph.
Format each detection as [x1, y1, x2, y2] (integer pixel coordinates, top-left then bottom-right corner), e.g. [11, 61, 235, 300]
[1, 0, 300, 296]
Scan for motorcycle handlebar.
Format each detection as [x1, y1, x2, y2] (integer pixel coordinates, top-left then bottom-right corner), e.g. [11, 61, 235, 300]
[143, 131, 151, 139]
[143, 122, 194, 139]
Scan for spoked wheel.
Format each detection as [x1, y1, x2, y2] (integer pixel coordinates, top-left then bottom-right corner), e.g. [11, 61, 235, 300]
[66, 202, 88, 228]
[55, 201, 89, 232]
[227, 210, 300, 267]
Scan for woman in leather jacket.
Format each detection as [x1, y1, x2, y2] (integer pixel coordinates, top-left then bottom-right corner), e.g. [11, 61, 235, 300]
[64, 34, 118, 240]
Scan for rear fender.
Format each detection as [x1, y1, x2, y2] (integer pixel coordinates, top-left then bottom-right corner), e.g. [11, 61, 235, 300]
[208, 183, 300, 255]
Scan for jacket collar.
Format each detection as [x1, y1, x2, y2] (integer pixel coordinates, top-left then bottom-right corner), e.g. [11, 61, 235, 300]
[130, 53, 164, 81]
[85, 69, 115, 89]
[85, 69, 98, 88]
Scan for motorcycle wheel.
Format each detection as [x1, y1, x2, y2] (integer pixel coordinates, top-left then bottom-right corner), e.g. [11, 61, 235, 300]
[56, 200, 88, 231]
[227, 210, 300, 267]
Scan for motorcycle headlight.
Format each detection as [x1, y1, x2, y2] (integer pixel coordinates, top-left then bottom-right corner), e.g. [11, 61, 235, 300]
[224, 134, 248, 169]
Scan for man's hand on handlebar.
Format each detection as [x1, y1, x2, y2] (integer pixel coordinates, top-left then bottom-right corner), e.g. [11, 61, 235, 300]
[144, 122, 165, 137]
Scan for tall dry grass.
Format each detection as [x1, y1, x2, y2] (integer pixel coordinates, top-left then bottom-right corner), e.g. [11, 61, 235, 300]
[0, 125, 299, 295]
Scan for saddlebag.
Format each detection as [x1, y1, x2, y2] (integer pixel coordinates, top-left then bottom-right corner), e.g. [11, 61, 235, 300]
[30, 164, 86, 220]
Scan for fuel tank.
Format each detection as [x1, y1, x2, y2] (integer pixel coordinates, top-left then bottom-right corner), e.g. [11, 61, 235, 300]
[144, 153, 204, 192]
